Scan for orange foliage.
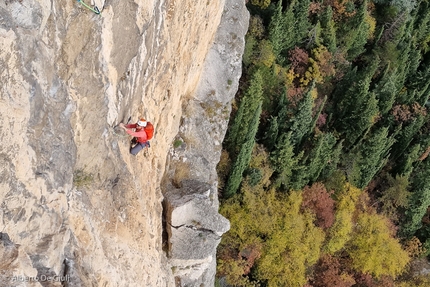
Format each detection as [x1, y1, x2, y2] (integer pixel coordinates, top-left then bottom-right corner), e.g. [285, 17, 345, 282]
[302, 182, 336, 229]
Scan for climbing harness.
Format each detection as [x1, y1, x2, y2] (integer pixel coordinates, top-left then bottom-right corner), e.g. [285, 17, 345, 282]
[77, 0, 101, 14]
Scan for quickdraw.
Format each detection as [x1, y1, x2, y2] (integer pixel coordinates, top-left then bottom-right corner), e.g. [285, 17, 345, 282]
[77, 0, 101, 14]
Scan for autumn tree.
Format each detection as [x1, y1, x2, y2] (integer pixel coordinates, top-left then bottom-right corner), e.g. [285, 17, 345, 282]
[219, 185, 324, 286]
[311, 255, 355, 287]
[348, 211, 410, 278]
[325, 183, 362, 254]
[301, 182, 335, 229]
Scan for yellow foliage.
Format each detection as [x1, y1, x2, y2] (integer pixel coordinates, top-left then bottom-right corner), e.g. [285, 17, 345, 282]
[255, 40, 276, 68]
[348, 211, 410, 278]
[219, 187, 325, 286]
[325, 183, 361, 254]
[364, 13, 376, 40]
[247, 145, 274, 187]
[285, 68, 296, 87]
[301, 58, 322, 86]
[299, 46, 336, 87]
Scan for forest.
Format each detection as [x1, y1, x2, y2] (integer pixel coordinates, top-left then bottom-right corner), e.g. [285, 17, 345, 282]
[216, 0, 430, 286]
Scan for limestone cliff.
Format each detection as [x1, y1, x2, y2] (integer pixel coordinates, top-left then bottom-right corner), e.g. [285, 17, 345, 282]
[0, 0, 248, 285]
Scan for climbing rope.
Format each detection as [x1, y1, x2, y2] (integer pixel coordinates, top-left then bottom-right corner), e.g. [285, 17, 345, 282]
[77, 0, 101, 14]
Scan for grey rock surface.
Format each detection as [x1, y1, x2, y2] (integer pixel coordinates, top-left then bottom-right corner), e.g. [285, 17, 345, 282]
[163, 0, 249, 285]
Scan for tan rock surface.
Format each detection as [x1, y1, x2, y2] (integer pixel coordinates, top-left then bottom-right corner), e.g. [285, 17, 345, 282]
[0, 0, 248, 285]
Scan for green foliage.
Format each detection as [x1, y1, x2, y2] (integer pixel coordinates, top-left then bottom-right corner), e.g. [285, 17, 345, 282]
[268, 0, 295, 63]
[225, 103, 262, 198]
[401, 157, 430, 238]
[250, 0, 271, 9]
[373, 64, 398, 115]
[292, 0, 312, 46]
[73, 169, 93, 188]
[288, 83, 315, 146]
[254, 40, 276, 67]
[373, 0, 417, 12]
[348, 211, 410, 278]
[379, 173, 411, 222]
[270, 132, 300, 189]
[333, 61, 380, 147]
[336, 0, 371, 60]
[226, 70, 263, 154]
[219, 0, 430, 283]
[243, 35, 258, 67]
[173, 139, 183, 148]
[305, 132, 338, 183]
[350, 127, 396, 189]
[319, 6, 337, 53]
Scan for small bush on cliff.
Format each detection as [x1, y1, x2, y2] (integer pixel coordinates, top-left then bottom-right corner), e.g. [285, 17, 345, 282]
[73, 169, 93, 188]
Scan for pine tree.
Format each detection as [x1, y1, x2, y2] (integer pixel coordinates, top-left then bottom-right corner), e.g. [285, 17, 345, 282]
[373, 64, 398, 115]
[395, 144, 421, 177]
[401, 157, 430, 238]
[333, 61, 380, 147]
[293, 0, 312, 47]
[346, 0, 371, 60]
[268, 0, 295, 63]
[351, 127, 396, 189]
[263, 116, 279, 152]
[306, 133, 338, 183]
[271, 132, 300, 189]
[407, 64, 430, 106]
[336, 0, 370, 60]
[320, 6, 337, 53]
[224, 103, 263, 198]
[226, 70, 263, 154]
[392, 114, 426, 159]
[289, 83, 315, 146]
[320, 140, 344, 180]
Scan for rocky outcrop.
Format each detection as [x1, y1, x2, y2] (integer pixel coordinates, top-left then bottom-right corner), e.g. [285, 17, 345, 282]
[0, 0, 248, 285]
[163, 0, 249, 285]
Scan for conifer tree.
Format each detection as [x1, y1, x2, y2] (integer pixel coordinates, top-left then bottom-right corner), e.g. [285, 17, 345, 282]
[336, 0, 370, 60]
[351, 127, 395, 189]
[226, 70, 263, 154]
[289, 83, 315, 146]
[334, 61, 379, 147]
[320, 140, 343, 180]
[392, 115, 425, 159]
[263, 116, 279, 152]
[373, 64, 398, 115]
[306, 133, 338, 183]
[346, 0, 371, 60]
[271, 132, 300, 189]
[401, 157, 430, 238]
[395, 144, 421, 177]
[224, 103, 262, 198]
[320, 6, 337, 53]
[293, 0, 311, 47]
[268, 0, 295, 63]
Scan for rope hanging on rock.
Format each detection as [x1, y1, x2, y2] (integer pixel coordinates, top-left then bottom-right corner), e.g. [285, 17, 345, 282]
[77, 0, 101, 14]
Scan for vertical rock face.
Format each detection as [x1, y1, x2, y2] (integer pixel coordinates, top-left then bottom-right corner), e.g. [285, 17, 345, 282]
[0, 0, 248, 286]
[163, 0, 249, 285]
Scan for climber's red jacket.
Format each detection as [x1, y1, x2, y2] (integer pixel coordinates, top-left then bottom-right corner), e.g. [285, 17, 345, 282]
[125, 124, 148, 143]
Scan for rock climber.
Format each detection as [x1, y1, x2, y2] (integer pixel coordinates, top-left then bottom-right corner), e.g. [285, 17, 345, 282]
[119, 118, 154, 155]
